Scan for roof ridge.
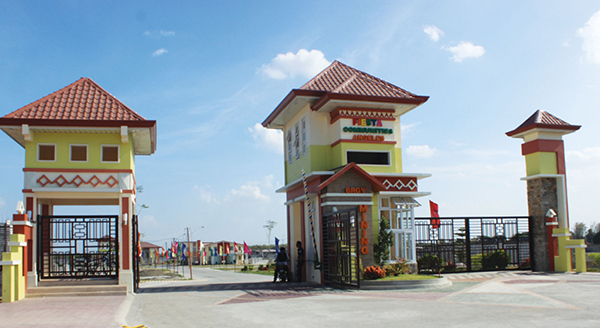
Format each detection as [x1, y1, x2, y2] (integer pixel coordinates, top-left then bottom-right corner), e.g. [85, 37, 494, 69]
[332, 73, 358, 93]
[299, 60, 340, 90]
[2, 77, 148, 121]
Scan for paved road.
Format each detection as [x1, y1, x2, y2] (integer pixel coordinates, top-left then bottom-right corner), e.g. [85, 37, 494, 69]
[125, 268, 600, 328]
[1, 269, 599, 327]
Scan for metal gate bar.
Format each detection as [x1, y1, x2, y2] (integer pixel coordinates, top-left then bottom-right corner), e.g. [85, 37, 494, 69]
[323, 208, 360, 287]
[415, 216, 531, 273]
[38, 215, 119, 279]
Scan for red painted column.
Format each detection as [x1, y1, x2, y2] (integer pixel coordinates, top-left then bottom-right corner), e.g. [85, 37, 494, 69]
[546, 216, 558, 271]
[12, 213, 33, 288]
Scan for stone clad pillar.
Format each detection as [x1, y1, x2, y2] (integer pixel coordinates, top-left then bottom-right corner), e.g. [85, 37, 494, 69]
[506, 110, 580, 271]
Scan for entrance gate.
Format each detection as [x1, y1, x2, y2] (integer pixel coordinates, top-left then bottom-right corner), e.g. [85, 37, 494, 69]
[322, 207, 360, 287]
[38, 215, 119, 279]
[415, 216, 532, 272]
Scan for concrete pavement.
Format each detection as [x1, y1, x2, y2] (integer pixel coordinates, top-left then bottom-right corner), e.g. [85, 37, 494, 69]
[1, 268, 599, 327]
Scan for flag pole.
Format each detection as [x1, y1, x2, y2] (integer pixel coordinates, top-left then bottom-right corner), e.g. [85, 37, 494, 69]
[187, 227, 193, 280]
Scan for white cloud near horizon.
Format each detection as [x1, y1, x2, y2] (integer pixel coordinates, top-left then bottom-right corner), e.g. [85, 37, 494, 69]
[144, 30, 175, 38]
[446, 42, 486, 62]
[406, 145, 436, 158]
[194, 175, 277, 205]
[577, 10, 600, 65]
[248, 123, 283, 154]
[152, 48, 168, 57]
[259, 49, 331, 80]
[424, 25, 444, 42]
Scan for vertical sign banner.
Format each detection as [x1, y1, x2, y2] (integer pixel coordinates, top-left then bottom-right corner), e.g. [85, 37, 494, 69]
[302, 169, 322, 270]
[429, 200, 440, 229]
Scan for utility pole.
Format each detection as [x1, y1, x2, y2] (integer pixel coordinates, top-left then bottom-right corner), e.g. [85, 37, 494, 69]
[187, 227, 193, 280]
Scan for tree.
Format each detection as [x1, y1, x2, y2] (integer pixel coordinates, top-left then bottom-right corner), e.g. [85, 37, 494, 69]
[263, 220, 277, 245]
[373, 216, 394, 267]
[585, 222, 600, 244]
[572, 222, 587, 240]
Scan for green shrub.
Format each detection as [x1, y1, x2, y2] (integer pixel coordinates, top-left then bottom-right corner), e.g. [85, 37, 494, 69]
[482, 250, 510, 270]
[417, 254, 444, 273]
[248, 265, 254, 270]
[241, 265, 248, 271]
[471, 254, 483, 270]
[384, 258, 409, 276]
[587, 253, 600, 268]
[258, 264, 264, 270]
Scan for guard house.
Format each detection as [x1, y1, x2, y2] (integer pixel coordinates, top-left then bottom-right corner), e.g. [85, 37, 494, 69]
[262, 61, 430, 285]
[0, 78, 156, 292]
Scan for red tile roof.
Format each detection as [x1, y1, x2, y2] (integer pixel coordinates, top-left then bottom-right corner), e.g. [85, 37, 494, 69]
[263, 61, 428, 127]
[317, 162, 386, 192]
[506, 110, 580, 137]
[1, 77, 151, 125]
[300, 61, 422, 99]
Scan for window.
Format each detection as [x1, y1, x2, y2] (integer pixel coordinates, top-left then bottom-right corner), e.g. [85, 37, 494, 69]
[287, 131, 292, 164]
[301, 118, 306, 156]
[294, 123, 300, 159]
[101, 145, 119, 163]
[70, 145, 88, 162]
[379, 196, 419, 262]
[37, 144, 56, 162]
[347, 151, 390, 165]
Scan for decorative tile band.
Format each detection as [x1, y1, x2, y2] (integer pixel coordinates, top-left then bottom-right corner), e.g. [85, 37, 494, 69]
[36, 174, 119, 188]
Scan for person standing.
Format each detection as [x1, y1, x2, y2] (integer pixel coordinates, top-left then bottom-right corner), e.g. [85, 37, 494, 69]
[296, 241, 305, 282]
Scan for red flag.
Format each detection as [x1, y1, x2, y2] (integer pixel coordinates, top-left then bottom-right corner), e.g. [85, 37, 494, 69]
[243, 241, 249, 254]
[225, 243, 230, 255]
[234, 242, 238, 254]
[429, 200, 440, 229]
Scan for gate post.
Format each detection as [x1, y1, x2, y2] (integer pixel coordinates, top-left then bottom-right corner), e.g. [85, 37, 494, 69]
[507, 110, 580, 272]
[464, 218, 471, 271]
[1, 234, 27, 303]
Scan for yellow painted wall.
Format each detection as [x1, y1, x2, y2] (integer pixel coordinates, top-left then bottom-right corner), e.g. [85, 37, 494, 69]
[25, 132, 134, 170]
[525, 152, 557, 176]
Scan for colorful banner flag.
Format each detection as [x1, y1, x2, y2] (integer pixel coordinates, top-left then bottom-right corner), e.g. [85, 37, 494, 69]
[219, 245, 223, 256]
[225, 243, 230, 255]
[182, 243, 187, 260]
[234, 242, 238, 254]
[243, 241, 249, 254]
[275, 237, 280, 253]
[429, 200, 440, 229]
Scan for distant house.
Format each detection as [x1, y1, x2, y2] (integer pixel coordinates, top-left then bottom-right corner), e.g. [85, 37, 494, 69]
[140, 242, 162, 265]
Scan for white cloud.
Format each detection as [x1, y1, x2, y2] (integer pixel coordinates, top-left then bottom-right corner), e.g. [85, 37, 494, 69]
[424, 25, 444, 42]
[194, 176, 276, 204]
[226, 175, 275, 202]
[577, 10, 600, 65]
[566, 147, 600, 161]
[406, 145, 436, 158]
[152, 48, 168, 57]
[248, 123, 283, 154]
[446, 42, 486, 62]
[193, 185, 222, 204]
[259, 49, 331, 80]
[144, 30, 175, 38]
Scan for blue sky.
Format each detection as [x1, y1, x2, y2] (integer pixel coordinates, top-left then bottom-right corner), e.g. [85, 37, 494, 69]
[1, 1, 599, 245]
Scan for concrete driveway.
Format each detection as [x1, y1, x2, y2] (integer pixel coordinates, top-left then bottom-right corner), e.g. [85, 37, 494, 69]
[125, 268, 600, 328]
[1, 268, 599, 327]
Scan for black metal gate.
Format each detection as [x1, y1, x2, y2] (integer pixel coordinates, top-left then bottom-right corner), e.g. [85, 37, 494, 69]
[323, 208, 360, 287]
[38, 215, 119, 279]
[132, 214, 140, 292]
[415, 216, 532, 272]
[415, 216, 533, 272]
